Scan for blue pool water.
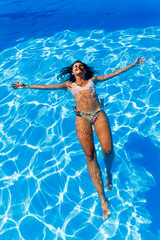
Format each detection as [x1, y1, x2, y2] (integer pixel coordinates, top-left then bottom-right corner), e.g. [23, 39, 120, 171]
[0, 1, 160, 239]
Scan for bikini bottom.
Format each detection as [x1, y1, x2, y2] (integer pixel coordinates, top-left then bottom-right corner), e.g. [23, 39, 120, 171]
[73, 99, 107, 125]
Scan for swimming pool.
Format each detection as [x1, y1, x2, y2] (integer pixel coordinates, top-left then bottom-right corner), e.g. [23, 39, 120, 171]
[0, 1, 160, 239]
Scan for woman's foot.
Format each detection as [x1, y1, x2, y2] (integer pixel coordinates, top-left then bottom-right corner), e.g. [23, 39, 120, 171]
[105, 170, 112, 191]
[101, 199, 111, 220]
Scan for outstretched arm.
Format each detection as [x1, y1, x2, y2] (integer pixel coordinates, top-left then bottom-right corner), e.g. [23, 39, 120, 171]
[11, 81, 68, 90]
[92, 57, 146, 83]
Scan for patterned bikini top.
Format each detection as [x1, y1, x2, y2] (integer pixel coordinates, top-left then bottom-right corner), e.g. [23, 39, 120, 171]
[71, 80, 95, 96]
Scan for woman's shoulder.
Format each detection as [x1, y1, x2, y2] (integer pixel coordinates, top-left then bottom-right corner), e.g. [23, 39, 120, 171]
[90, 76, 97, 82]
[90, 76, 100, 85]
[64, 81, 73, 90]
[63, 81, 72, 86]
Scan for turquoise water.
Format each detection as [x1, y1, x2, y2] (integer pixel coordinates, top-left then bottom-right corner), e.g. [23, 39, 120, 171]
[0, 3, 160, 239]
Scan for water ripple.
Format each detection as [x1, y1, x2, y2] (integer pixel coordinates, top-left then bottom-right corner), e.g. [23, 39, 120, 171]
[0, 27, 160, 239]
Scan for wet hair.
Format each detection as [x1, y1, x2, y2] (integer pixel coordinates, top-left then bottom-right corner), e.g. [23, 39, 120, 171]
[58, 60, 99, 82]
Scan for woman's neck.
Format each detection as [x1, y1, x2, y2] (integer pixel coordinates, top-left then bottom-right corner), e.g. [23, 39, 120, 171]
[75, 76, 86, 84]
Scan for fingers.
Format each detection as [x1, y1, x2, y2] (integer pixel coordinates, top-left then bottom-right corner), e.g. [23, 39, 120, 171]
[11, 81, 24, 89]
[11, 82, 21, 89]
[135, 56, 146, 65]
[11, 83, 17, 87]
[138, 57, 145, 59]
[140, 57, 146, 61]
[140, 57, 146, 64]
[11, 83, 18, 89]
[136, 57, 146, 61]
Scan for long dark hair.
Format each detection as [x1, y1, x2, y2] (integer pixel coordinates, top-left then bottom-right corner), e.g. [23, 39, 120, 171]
[58, 60, 99, 82]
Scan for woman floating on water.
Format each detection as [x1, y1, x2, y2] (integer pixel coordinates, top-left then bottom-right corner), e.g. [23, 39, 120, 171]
[11, 57, 146, 220]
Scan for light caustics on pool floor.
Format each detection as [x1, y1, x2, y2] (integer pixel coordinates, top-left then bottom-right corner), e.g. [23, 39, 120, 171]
[0, 28, 160, 240]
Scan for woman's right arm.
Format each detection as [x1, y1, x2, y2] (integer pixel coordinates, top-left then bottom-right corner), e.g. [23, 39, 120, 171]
[11, 81, 68, 90]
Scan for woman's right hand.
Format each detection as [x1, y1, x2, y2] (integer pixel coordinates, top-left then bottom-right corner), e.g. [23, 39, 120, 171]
[11, 81, 26, 89]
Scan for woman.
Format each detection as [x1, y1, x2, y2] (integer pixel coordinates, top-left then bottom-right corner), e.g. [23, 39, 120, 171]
[11, 57, 146, 220]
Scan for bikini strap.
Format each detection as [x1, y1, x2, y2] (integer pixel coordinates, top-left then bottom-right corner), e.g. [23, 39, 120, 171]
[73, 99, 107, 114]
[72, 105, 81, 116]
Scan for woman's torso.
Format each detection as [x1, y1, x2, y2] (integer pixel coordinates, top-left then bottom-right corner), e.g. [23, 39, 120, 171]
[68, 79, 101, 113]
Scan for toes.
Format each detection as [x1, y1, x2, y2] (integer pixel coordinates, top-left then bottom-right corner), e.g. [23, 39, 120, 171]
[107, 183, 112, 191]
[106, 179, 113, 191]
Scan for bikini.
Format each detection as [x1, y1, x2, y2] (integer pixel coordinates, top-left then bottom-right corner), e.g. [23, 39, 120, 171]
[71, 80, 107, 124]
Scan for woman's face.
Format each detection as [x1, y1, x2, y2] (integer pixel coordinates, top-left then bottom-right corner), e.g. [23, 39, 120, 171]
[72, 62, 86, 77]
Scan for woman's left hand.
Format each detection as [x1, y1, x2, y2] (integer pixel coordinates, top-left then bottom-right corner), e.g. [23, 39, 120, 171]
[134, 57, 146, 66]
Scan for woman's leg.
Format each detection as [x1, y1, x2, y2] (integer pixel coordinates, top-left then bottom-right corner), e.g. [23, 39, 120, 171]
[76, 115, 111, 220]
[94, 111, 114, 191]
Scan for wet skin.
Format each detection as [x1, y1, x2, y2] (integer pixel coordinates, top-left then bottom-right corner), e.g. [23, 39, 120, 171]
[11, 58, 146, 220]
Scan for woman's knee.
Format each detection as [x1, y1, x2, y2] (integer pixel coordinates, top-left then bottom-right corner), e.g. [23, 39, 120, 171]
[102, 145, 114, 156]
[85, 150, 96, 161]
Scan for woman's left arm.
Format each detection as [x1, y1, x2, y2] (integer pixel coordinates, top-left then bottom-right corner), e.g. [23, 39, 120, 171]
[92, 57, 146, 83]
